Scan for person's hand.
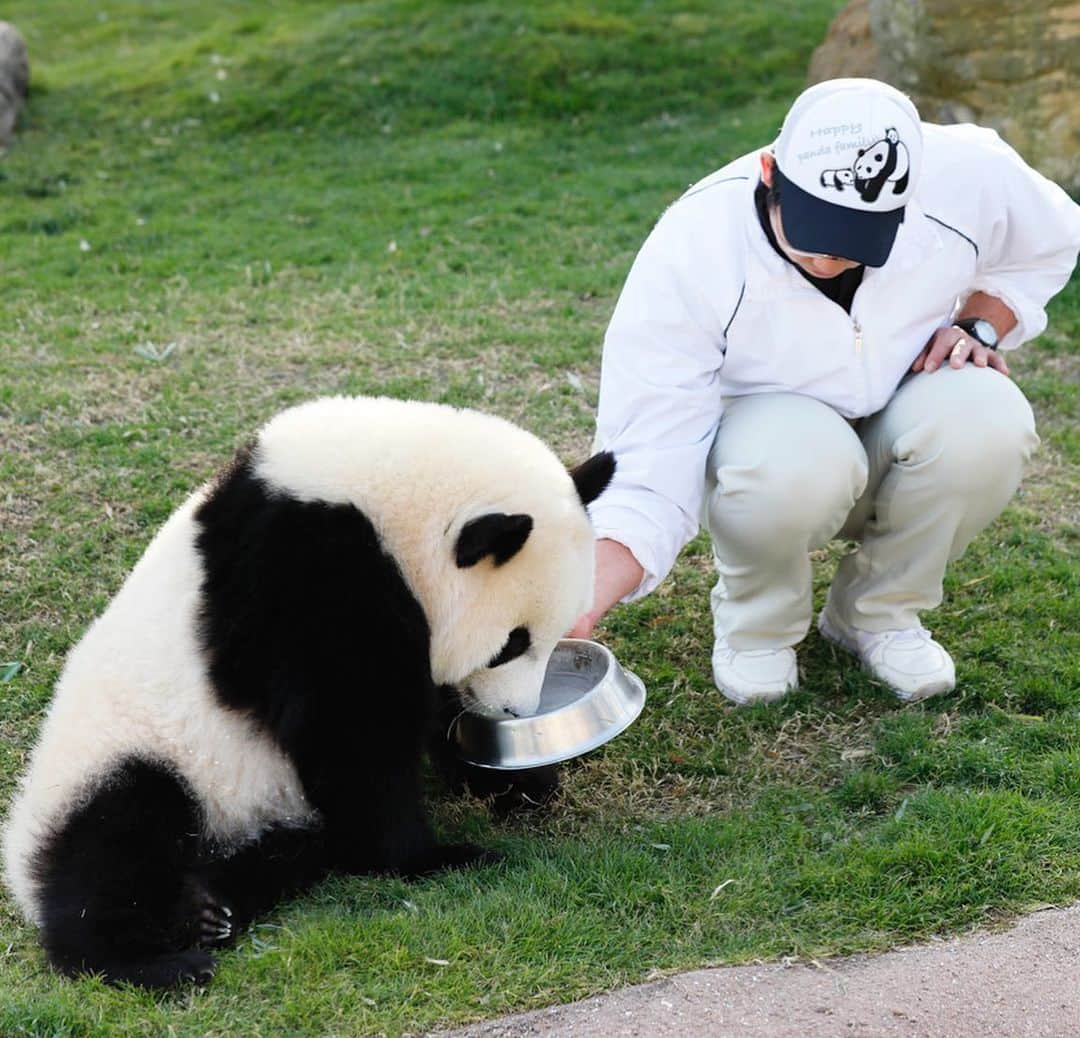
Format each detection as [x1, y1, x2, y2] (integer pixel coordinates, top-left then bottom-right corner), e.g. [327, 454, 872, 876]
[566, 539, 645, 639]
[911, 324, 1010, 377]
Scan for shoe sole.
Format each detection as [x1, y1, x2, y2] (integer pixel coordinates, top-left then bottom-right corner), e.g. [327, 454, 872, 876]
[716, 683, 793, 707]
[817, 608, 952, 703]
[713, 659, 798, 706]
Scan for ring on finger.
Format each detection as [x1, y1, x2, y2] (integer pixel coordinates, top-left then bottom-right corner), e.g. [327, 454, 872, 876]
[952, 336, 967, 354]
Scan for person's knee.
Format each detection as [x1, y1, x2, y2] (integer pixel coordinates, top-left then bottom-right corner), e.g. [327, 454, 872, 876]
[708, 424, 867, 544]
[893, 370, 1038, 489]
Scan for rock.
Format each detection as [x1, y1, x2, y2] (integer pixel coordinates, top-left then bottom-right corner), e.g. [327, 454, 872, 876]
[809, 0, 1080, 191]
[807, 0, 884, 86]
[0, 21, 28, 145]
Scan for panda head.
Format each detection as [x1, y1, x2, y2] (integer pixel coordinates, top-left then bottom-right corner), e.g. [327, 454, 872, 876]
[251, 397, 615, 720]
[445, 450, 615, 719]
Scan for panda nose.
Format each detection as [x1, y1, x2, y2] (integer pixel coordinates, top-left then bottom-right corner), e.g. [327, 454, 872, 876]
[502, 706, 520, 718]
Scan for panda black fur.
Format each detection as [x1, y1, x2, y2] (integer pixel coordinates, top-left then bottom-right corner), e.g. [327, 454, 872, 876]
[2, 396, 614, 990]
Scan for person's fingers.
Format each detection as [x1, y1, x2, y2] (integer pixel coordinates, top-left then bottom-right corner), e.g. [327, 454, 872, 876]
[918, 328, 1010, 377]
[923, 328, 958, 373]
[947, 332, 972, 369]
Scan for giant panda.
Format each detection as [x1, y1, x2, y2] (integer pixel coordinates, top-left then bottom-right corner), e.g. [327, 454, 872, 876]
[2, 395, 615, 991]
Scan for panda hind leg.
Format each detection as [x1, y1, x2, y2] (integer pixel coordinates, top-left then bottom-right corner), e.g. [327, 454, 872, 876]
[33, 756, 220, 990]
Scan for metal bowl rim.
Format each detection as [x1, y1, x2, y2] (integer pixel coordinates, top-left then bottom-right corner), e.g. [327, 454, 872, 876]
[452, 640, 646, 770]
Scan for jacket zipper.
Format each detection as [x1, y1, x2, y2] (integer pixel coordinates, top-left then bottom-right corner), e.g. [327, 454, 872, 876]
[852, 315, 872, 412]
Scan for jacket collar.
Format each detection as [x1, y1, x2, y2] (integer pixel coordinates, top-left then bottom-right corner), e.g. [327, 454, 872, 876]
[741, 176, 943, 292]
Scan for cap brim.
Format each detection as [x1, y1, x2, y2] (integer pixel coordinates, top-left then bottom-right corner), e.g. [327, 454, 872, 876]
[774, 167, 904, 268]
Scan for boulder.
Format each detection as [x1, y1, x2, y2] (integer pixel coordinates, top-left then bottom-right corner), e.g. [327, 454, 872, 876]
[807, 0, 883, 85]
[808, 0, 1080, 191]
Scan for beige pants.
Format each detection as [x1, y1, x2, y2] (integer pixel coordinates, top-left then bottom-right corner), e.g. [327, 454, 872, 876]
[704, 366, 1039, 650]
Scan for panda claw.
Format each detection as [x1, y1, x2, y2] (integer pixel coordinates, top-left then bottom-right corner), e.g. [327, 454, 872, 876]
[174, 950, 217, 985]
[199, 921, 233, 945]
[196, 899, 235, 946]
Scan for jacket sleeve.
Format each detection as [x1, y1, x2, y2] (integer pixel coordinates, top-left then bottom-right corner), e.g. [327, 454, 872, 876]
[589, 201, 736, 600]
[960, 128, 1080, 350]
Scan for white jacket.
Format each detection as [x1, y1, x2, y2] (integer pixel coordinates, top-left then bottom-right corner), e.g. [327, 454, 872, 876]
[591, 123, 1080, 599]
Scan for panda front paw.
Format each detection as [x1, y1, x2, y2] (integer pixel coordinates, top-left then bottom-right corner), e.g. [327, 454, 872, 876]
[431, 841, 505, 872]
[175, 875, 236, 949]
[196, 897, 235, 948]
[466, 764, 561, 816]
[404, 841, 504, 876]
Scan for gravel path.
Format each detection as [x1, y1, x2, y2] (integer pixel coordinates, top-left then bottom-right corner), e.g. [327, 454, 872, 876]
[435, 904, 1080, 1037]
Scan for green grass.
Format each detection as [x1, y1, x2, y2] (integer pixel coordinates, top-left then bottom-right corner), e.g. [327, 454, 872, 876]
[1, 1, 1078, 1035]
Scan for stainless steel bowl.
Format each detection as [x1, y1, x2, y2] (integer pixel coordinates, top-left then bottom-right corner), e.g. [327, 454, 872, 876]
[453, 639, 646, 770]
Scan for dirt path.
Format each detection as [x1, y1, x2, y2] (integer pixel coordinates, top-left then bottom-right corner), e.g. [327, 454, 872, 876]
[435, 904, 1080, 1037]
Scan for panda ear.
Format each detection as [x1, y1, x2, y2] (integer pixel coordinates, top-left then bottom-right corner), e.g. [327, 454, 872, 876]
[569, 451, 616, 507]
[455, 513, 533, 568]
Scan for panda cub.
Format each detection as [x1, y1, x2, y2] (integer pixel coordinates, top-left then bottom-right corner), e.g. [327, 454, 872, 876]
[2, 395, 614, 990]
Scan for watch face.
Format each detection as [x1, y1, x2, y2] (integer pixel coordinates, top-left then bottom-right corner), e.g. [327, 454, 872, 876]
[973, 319, 999, 348]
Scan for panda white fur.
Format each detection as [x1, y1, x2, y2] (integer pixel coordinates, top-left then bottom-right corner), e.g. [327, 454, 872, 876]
[2, 395, 614, 990]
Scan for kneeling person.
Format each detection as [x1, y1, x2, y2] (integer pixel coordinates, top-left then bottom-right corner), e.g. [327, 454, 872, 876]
[572, 78, 1080, 703]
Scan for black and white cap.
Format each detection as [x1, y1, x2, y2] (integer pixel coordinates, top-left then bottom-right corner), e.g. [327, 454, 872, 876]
[772, 78, 923, 267]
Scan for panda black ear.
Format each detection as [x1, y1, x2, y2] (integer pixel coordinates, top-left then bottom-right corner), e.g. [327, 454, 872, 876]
[569, 451, 616, 507]
[455, 513, 533, 568]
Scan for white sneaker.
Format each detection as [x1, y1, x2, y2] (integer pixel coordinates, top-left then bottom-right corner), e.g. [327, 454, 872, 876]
[712, 634, 798, 705]
[818, 605, 955, 702]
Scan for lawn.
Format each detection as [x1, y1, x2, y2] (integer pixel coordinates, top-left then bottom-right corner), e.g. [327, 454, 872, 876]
[0, 2, 1077, 1035]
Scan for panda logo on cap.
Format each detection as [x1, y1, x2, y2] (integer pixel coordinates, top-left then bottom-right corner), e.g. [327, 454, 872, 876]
[820, 127, 910, 204]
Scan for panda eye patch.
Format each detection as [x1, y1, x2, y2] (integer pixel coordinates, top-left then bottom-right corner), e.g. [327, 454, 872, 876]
[488, 627, 531, 668]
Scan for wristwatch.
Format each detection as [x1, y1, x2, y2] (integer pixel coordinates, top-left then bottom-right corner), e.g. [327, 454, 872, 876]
[953, 317, 999, 350]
